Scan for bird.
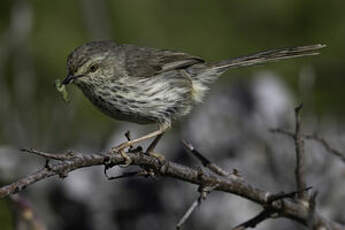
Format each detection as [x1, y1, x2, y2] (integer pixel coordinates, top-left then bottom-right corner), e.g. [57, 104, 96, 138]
[62, 41, 325, 164]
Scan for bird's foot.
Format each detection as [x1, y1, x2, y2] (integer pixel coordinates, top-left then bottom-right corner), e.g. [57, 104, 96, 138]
[112, 143, 133, 167]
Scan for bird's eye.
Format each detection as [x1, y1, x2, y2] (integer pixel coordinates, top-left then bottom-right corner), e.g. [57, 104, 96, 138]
[89, 64, 98, 73]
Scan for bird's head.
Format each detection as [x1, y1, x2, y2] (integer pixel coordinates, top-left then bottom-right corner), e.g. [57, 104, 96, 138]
[62, 41, 118, 86]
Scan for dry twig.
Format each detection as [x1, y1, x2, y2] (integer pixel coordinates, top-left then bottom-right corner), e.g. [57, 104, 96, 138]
[294, 104, 308, 200]
[308, 191, 318, 229]
[269, 131, 345, 164]
[232, 209, 275, 230]
[176, 185, 215, 229]
[0, 146, 342, 229]
[182, 140, 233, 177]
[232, 187, 312, 230]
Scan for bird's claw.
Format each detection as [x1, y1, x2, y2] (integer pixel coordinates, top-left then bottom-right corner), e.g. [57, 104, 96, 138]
[112, 143, 133, 167]
[119, 150, 132, 168]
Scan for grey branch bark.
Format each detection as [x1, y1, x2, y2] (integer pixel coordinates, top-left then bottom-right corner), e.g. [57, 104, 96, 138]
[294, 104, 308, 200]
[0, 148, 343, 230]
[269, 130, 345, 164]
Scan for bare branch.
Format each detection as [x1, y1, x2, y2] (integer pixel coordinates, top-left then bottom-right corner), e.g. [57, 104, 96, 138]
[269, 130, 345, 164]
[232, 187, 313, 230]
[269, 128, 294, 137]
[267, 186, 312, 203]
[182, 140, 233, 177]
[0, 146, 342, 229]
[304, 134, 345, 163]
[176, 199, 199, 229]
[176, 186, 215, 229]
[294, 104, 308, 200]
[308, 191, 318, 229]
[21, 148, 77, 161]
[232, 209, 275, 230]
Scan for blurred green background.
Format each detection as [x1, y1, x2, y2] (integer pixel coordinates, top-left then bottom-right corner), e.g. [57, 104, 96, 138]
[1, 0, 344, 148]
[0, 0, 344, 229]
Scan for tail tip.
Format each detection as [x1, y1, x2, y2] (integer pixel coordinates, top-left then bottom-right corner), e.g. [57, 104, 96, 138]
[316, 44, 327, 49]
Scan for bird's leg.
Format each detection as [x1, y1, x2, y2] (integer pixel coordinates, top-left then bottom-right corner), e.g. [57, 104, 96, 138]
[146, 133, 164, 154]
[112, 124, 170, 166]
[116, 125, 169, 150]
[145, 133, 165, 162]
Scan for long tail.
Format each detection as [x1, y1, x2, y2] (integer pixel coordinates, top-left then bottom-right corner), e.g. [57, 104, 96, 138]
[209, 44, 326, 71]
[190, 44, 326, 103]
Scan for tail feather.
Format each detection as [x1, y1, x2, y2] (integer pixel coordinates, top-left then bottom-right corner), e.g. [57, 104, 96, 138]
[189, 44, 325, 103]
[210, 44, 326, 71]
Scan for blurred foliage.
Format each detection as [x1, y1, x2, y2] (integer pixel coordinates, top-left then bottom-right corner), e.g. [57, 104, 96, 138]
[0, 0, 343, 151]
[0, 199, 13, 230]
[0, 0, 343, 149]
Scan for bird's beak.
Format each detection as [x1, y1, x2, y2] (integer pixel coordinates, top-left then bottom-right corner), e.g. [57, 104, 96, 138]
[62, 74, 85, 85]
[62, 75, 74, 85]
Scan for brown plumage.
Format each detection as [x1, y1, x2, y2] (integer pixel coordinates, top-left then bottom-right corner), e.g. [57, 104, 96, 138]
[62, 41, 325, 162]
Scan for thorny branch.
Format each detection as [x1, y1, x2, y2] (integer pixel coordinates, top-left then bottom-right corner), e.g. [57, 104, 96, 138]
[176, 185, 215, 230]
[232, 209, 275, 230]
[0, 147, 342, 229]
[308, 191, 319, 229]
[270, 129, 345, 164]
[0, 108, 344, 229]
[176, 140, 241, 229]
[294, 104, 308, 200]
[182, 140, 234, 177]
[268, 105, 345, 230]
[176, 140, 242, 228]
[231, 187, 313, 230]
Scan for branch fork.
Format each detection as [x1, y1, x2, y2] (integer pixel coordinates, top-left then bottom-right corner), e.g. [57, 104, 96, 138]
[0, 106, 344, 229]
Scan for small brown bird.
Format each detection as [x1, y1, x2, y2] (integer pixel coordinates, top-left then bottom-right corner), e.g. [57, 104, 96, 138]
[62, 41, 325, 163]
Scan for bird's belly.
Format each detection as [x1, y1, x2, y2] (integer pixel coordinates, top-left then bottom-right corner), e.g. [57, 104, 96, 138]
[79, 80, 193, 125]
[93, 95, 158, 124]
[79, 87, 155, 124]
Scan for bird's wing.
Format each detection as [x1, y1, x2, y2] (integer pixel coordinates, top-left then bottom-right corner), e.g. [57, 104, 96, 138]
[122, 44, 205, 78]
